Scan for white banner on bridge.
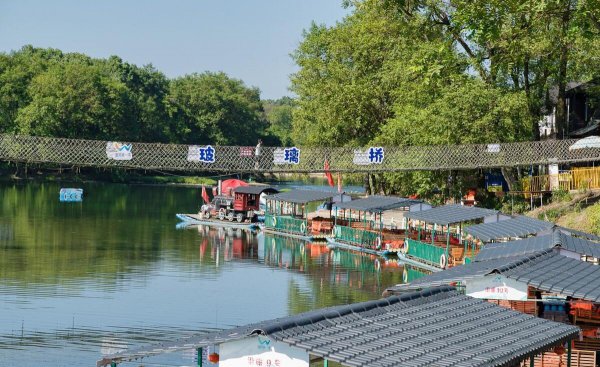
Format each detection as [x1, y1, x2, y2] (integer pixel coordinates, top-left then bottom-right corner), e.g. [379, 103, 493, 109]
[353, 147, 384, 165]
[273, 147, 300, 165]
[106, 142, 132, 160]
[219, 336, 309, 367]
[466, 275, 528, 301]
[187, 145, 216, 163]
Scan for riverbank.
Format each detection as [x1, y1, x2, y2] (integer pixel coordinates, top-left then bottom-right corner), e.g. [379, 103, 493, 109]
[526, 190, 600, 235]
[0, 163, 366, 189]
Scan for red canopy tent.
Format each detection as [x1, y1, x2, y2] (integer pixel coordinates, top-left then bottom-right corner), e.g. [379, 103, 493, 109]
[220, 179, 248, 196]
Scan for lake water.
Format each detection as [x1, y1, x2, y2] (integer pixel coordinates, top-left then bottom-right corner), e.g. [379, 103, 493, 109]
[0, 182, 403, 366]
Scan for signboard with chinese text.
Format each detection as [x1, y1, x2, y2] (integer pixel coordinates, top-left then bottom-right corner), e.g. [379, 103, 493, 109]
[106, 142, 133, 160]
[240, 147, 254, 157]
[486, 144, 501, 153]
[187, 145, 216, 163]
[466, 275, 528, 301]
[353, 147, 384, 165]
[220, 336, 309, 367]
[273, 147, 300, 165]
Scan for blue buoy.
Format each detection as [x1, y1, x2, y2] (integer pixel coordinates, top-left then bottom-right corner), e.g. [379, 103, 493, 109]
[59, 188, 83, 202]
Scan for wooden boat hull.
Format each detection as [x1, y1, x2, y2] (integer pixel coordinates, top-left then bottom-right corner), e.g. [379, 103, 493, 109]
[176, 214, 259, 230]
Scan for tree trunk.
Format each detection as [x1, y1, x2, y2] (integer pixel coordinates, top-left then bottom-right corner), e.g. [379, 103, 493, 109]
[501, 167, 518, 192]
[554, 1, 572, 139]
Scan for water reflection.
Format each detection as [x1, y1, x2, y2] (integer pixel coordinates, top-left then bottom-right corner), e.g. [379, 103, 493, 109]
[0, 182, 403, 366]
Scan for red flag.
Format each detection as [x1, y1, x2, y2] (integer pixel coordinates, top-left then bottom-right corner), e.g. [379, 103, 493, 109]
[212, 187, 218, 196]
[337, 172, 342, 193]
[324, 160, 334, 187]
[201, 185, 210, 204]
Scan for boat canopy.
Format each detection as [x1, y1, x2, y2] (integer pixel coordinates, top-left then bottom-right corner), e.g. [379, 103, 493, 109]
[474, 229, 600, 261]
[404, 204, 499, 226]
[266, 189, 336, 204]
[232, 185, 278, 195]
[333, 195, 423, 213]
[464, 215, 553, 242]
[98, 285, 579, 367]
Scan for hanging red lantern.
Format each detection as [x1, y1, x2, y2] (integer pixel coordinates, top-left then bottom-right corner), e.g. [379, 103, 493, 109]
[208, 352, 220, 363]
[553, 345, 566, 355]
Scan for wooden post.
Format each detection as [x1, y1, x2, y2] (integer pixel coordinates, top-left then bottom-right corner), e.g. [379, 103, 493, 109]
[529, 355, 534, 367]
[567, 341, 572, 367]
[446, 226, 451, 257]
[197, 348, 202, 367]
[324, 359, 329, 367]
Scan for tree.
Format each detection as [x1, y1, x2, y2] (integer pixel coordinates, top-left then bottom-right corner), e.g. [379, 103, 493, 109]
[168, 72, 267, 146]
[383, 0, 600, 139]
[15, 61, 131, 140]
[263, 96, 296, 146]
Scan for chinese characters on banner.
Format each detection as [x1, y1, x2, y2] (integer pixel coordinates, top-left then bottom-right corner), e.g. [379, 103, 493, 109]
[466, 275, 528, 301]
[240, 147, 254, 157]
[353, 147, 384, 165]
[273, 147, 300, 165]
[219, 336, 309, 367]
[106, 142, 133, 160]
[187, 145, 216, 163]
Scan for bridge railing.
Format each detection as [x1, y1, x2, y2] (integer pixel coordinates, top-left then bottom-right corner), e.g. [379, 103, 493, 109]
[1, 133, 599, 172]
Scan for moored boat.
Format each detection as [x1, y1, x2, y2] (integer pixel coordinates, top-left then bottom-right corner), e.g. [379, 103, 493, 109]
[263, 189, 344, 241]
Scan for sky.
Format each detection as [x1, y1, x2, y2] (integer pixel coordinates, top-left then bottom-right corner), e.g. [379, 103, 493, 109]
[0, 0, 348, 99]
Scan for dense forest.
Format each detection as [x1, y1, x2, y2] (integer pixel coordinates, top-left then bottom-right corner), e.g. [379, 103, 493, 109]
[2, 0, 600, 199]
[0, 46, 286, 146]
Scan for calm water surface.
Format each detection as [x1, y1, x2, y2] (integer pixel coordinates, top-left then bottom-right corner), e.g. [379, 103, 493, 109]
[0, 182, 403, 366]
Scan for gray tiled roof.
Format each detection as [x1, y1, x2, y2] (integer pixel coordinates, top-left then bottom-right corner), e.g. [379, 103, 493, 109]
[557, 226, 600, 241]
[404, 204, 499, 225]
[464, 216, 553, 242]
[500, 250, 600, 302]
[390, 250, 600, 303]
[333, 196, 422, 213]
[98, 286, 579, 367]
[474, 230, 600, 261]
[233, 185, 278, 195]
[266, 190, 335, 204]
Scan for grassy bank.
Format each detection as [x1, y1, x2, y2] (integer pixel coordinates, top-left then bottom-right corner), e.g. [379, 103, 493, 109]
[526, 190, 600, 235]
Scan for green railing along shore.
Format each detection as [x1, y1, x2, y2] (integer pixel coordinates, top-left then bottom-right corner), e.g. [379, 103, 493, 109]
[265, 214, 307, 235]
[406, 238, 446, 267]
[334, 225, 378, 249]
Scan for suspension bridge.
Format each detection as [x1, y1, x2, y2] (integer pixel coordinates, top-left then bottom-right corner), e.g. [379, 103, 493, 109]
[0, 133, 599, 173]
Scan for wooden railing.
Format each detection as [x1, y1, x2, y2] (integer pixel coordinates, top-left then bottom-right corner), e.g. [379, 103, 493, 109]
[522, 166, 600, 196]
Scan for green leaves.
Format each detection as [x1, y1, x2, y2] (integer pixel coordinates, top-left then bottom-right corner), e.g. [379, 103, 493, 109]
[0, 46, 268, 146]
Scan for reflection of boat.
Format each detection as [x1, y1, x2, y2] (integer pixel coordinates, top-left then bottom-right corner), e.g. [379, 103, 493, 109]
[326, 237, 440, 272]
[326, 237, 385, 257]
[175, 214, 259, 230]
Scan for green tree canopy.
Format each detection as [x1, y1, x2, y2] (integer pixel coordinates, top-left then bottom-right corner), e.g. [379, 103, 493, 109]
[168, 72, 267, 145]
[0, 46, 269, 146]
